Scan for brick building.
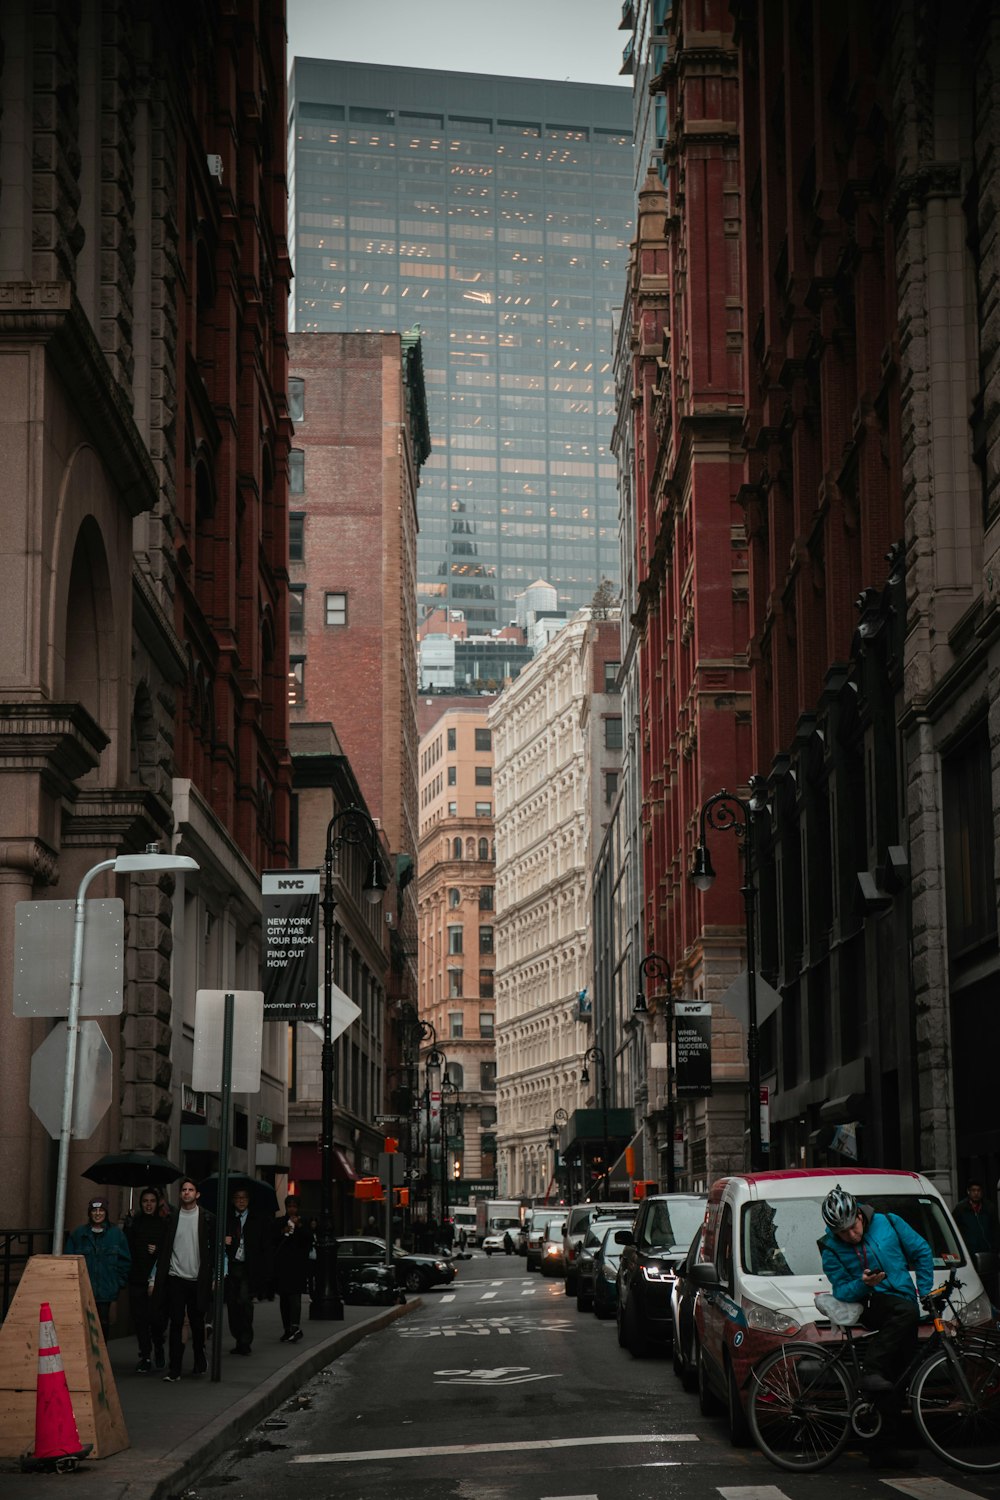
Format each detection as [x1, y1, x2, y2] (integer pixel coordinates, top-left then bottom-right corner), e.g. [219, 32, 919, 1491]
[0, 0, 292, 1232]
[286, 330, 430, 1183]
[617, 1, 752, 1186]
[417, 706, 498, 1208]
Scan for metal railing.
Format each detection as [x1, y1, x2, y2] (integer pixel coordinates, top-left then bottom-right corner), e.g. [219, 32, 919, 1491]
[1, 1230, 54, 1317]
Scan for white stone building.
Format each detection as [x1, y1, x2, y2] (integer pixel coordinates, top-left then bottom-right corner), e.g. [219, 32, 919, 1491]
[490, 611, 608, 1199]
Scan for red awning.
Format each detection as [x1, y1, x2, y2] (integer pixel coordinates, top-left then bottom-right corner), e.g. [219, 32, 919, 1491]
[289, 1143, 360, 1183]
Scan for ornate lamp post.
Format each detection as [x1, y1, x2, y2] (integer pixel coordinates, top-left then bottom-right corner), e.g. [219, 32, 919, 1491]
[312, 806, 384, 1321]
[424, 1044, 447, 1237]
[441, 1072, 460, 1234]
[637, 953, 674, 1191]
[580, 1046, 609, 1202]
[548, 1106, 569, 1203]
[690, 778, 769, 1173]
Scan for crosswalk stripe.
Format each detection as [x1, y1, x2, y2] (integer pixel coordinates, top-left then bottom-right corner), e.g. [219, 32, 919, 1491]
[292, 1433, 700, 1465]
[521, 1288, 536, 1296]
[439, 1293, 455, 1302]
[481, 1291, 497, 1299]
[881, 1480, 992, 1499]
[718, 1488, 792, 1500]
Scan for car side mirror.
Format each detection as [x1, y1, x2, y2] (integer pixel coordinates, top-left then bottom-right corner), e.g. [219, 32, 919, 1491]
[690, 1260, 721, 1289]
[614, 1229, 633, 1246]
[975, 1250, 997, 1281]
[593, 1248, 603, 1262]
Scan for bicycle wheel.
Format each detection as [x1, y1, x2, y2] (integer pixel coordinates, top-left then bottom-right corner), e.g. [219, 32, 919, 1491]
[748, 1344, 853, 1472]
[911, 1346, 1000, 1472]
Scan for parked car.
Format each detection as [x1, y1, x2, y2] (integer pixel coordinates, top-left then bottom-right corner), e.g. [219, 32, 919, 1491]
[525, 1219, 547, 1270]
[690, 1167, 995, 1448]
[593, 1223, 629, 1320]
[481, 1229, 515, 1255]
[563, 1201, 636, 1296]
[669, 1225, 706, 1390]
[335, 1236, 457, 1293]
[616, 1192, 707, 1358]
[540, 1216, 567, 1276]
[575, 1217, 633, 1313]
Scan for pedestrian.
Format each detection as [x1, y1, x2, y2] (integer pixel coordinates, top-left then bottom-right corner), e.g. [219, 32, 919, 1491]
[152, 1177, 215, 1382]
[955, 1179, 1000, 1256]
[124, 1186, 167, 1371]
[274, 1201, 312, 1343]
[65, 1196, 131, 1340]
[820, 1183, 932, 1469]
[223, 1184, 273, 1355]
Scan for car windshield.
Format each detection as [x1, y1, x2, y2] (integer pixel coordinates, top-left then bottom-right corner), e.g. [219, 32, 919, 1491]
[638, 1198, 707, 1252]
[740, 1193, 967, 1276]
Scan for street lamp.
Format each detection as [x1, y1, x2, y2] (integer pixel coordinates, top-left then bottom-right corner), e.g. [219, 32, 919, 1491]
[638, 953, 675, 1191]
[579, 1046, 609, 1202]
[312, 806, 385, 1321]
[690, 778, 768, 1172]
[53, 844, 200, 1252]
[548, 1107, 569, 1204]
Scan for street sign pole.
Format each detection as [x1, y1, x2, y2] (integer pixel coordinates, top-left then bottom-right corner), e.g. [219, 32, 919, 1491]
[385, 1151, 394, 1267]
[210, 992, 235, 1384]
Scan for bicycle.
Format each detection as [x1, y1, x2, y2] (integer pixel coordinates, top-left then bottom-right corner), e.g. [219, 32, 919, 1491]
[747, 1269, 1000, 1472]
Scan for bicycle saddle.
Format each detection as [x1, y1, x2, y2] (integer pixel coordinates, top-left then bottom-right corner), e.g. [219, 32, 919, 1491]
[814, 1292, 866, 1326]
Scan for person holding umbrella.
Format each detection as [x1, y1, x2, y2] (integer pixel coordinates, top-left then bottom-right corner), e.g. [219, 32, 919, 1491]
[125, 1187, 167, 1371]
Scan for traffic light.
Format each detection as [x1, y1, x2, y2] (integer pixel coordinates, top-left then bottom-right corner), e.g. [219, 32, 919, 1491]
[393, 1187, 410, 1208]
[633, 1179, 657, 1200]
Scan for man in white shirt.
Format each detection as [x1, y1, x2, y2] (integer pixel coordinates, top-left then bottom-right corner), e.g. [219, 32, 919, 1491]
[152, 1177, 215, 1382]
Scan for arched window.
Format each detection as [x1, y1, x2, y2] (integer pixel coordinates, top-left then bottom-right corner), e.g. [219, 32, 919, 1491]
[453, 838, 463, 860]
[478, 837, 489, 861]
[446, 1062, 464, 1090]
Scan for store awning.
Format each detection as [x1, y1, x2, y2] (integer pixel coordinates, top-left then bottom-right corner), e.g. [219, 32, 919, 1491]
[289, 1143, 360, 1183]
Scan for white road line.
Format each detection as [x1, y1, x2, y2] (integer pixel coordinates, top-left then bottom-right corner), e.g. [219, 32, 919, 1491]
[521, 1288, 536, 1296]
[718, 1488, 792, 1500]
[492, 1280, 504, 1286]
[541, 1495, 598, 1499]
[882, 1481, 993, 1499]
[292, 1433, 700, 1465]
[481, 1291, 498, 1299]
[439, 1293, 455, 1302]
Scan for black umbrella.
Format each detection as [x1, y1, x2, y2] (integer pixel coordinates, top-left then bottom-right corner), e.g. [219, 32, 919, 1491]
[197, 1173, 279, 1216]
[83, 1151, 183, 1189]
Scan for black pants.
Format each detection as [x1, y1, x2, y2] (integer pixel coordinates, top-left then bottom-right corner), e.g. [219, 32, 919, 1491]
[279, 1292, 302, 1333]
[129, 1283, 165, 1359]
[226, 1264, 255, 1350]
[166, 1275, 205, 1376]
[861, 1291, 919, 1382]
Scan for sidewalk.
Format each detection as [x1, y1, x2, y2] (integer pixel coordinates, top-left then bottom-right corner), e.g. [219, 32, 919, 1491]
[0, 1293, 418, 1500]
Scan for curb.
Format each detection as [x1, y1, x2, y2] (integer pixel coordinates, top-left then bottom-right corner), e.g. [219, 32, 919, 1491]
[135, 1298, 420, 1500]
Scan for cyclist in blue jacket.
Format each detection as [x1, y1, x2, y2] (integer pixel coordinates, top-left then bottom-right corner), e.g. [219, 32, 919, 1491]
[820, 1184, 934, 1393]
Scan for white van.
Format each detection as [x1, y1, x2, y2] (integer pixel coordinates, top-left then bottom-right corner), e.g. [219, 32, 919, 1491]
[691, 1167, 995, 1445]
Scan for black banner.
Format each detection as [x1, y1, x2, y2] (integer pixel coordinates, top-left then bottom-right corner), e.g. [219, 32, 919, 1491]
[261, 870, 319, 1021]
[675, 1001, 712, 1095]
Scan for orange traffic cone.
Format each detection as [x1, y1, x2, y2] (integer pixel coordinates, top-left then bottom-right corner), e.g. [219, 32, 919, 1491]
[22, 1303, 92, 1472]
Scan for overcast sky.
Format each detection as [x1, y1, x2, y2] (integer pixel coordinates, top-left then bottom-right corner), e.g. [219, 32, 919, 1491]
[287, 0, 630, 88]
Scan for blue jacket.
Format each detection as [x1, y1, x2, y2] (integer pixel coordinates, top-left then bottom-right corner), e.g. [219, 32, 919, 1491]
[821, 1206, 933, 1305]
[65, 1222, 131, 1303]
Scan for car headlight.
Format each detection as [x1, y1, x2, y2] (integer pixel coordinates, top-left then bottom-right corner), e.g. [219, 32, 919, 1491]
[742, 1296, 800, 1335]
[545, 1244, 559, 1256]
[960, 1288, 994, 1327]
[641, 1261, 673, 1282]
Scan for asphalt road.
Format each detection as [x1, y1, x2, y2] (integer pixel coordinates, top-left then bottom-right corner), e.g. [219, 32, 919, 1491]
[195, 1251, 1000, 1500]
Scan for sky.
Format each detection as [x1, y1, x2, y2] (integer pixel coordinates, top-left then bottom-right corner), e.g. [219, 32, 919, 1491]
[286, 0, 630, 88]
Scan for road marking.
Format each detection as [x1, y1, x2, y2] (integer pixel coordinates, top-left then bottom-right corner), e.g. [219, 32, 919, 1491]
[492, 1280, 504, 1286]
[521, 1288, 536, 1296]
[718, 1489, 791, 1499]
[481, 1291, 498, 1299]
[882, 1482, 991, 1499]
[293, 1433, 699, 1465]
[439, 1293, 455, 1302]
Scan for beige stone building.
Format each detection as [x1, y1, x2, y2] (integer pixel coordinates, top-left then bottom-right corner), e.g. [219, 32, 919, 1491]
[417, 705, 498, 1202]
[491, 611, 623, 1200]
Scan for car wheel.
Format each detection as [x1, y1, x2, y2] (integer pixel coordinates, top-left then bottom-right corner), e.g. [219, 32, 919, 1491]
[616, 1300, 628, 1348]
[697, 1341, 723, 1417]
[564, 1275, 574, 1297]
[726, 1360, 751, 1447]
[404, 1269, 422, 1292]
[576, 1285, 592, 1313]
[622, 1292, 648, 1358]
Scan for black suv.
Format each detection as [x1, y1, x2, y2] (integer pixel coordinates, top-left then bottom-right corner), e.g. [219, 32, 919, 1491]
[616, 1193, 706, 1357]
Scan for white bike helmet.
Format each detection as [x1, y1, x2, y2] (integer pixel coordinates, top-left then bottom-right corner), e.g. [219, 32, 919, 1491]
[821, 1183, 859, 1231]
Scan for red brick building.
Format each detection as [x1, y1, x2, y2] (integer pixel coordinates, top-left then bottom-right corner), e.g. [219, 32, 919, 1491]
[621, 2, 752, 1183]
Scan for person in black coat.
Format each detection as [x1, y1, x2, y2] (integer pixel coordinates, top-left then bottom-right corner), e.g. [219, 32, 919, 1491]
[273, 1204, 313, 1342]
[125, 1186, 168, 1371]
[223, 1186, 273, 1355]
[151, 1178, 215, 1382]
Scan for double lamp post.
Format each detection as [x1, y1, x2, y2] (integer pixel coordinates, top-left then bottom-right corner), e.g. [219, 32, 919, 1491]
[311, 806, 384, 1322]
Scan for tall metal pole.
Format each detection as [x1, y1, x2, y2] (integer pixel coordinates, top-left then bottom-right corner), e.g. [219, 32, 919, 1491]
[639, 954, 674, 1192]
[210, 992, 235, 1381]
[600, 1058, 609, 1203]
[311, 829, 343, 1319]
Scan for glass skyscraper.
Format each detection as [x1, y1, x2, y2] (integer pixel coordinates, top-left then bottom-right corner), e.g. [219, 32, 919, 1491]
[289, 60, 633, 628]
